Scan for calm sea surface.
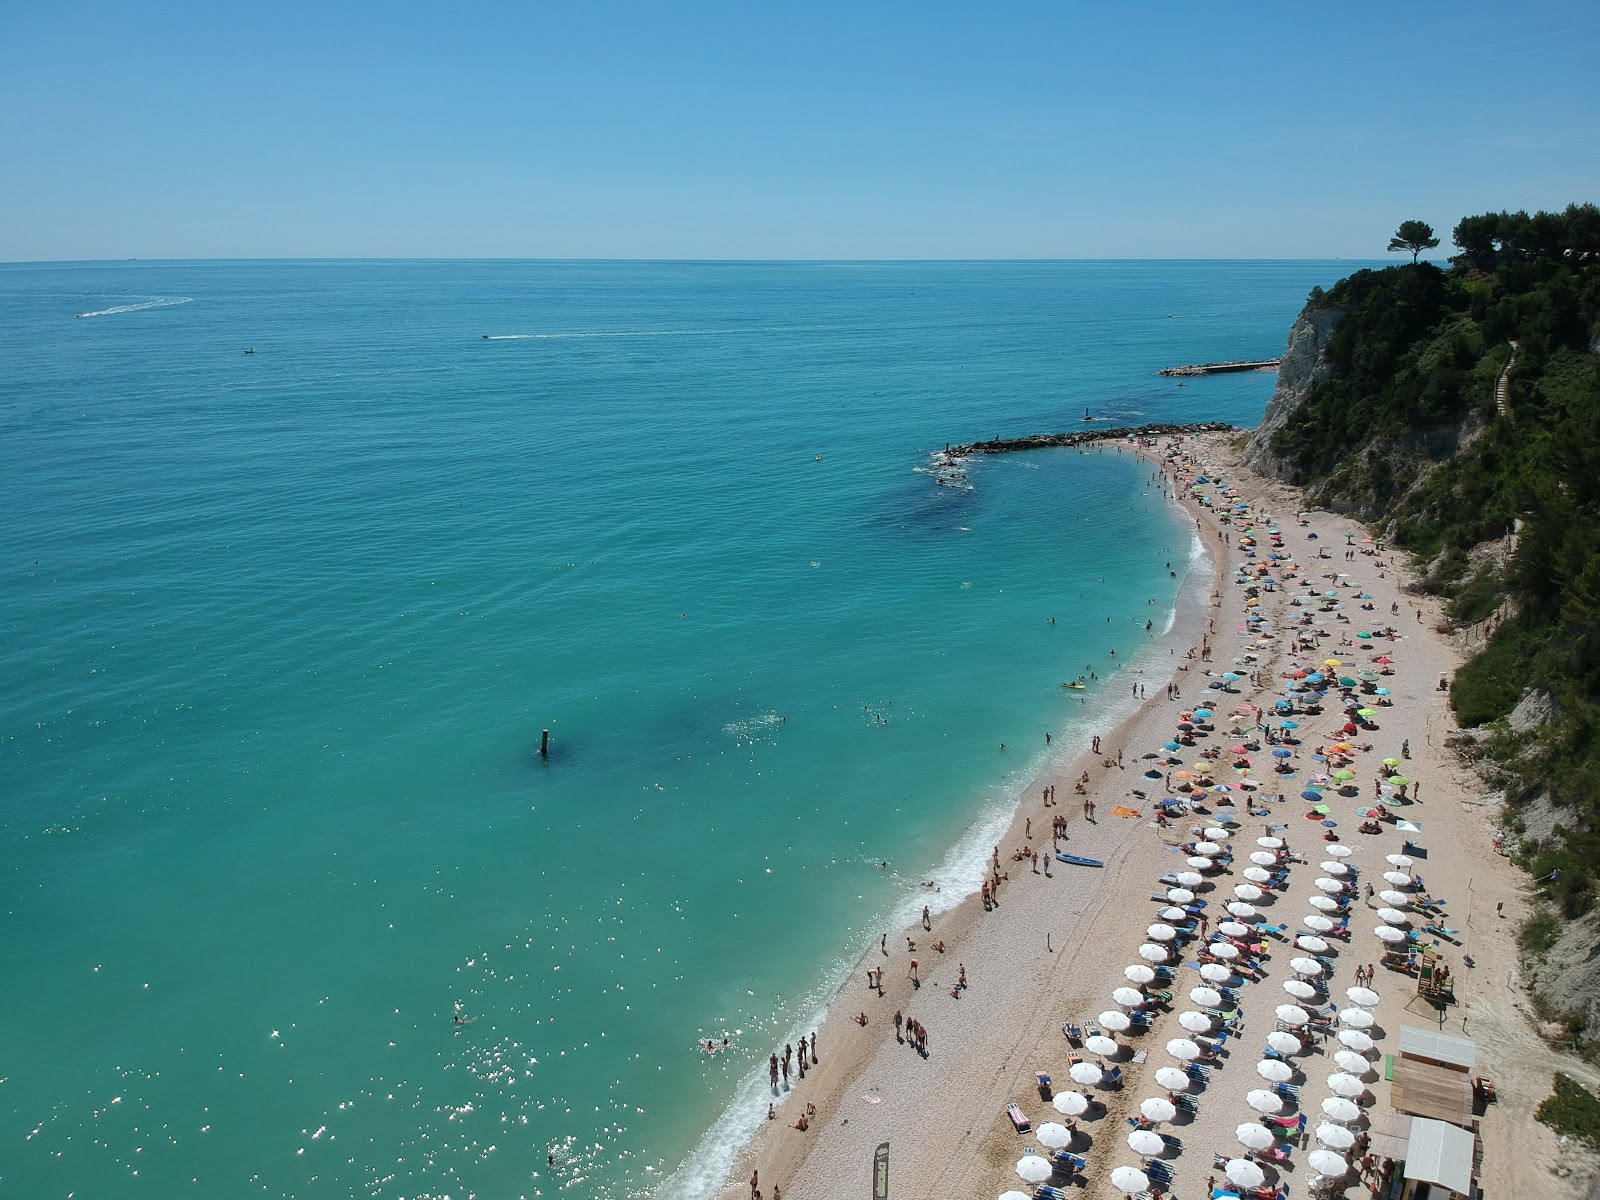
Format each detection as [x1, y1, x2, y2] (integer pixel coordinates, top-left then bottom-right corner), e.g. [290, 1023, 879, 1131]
[0, 260, 1352, 1198]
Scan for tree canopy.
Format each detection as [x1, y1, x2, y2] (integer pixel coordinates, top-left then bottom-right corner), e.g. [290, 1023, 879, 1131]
[1388, 219, 1441, 264]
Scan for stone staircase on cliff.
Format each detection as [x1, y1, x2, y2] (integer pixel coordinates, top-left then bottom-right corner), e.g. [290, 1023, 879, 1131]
[1495, 341, 1518, 418]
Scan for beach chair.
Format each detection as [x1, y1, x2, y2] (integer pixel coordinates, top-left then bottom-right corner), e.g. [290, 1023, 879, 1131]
[1035, 1187, 1068, 1200]
[1186, 1062, 1211, 1083]
[1146, 1159, 1173, 1184]
[1174, 1092, 1199, 1114]
[1102, 1066, 1123, 1088]
[1151, 965, 1175, 983]
[1424, 922, 1460, 941]
[1036, 1071, 1053, 1100]
[1006, 1103, 1031, 1133]
[1270, 1082, 1300, 1103]
[1128, 1011, 1153, 1032]
[1062, 1021, 1083, 1047]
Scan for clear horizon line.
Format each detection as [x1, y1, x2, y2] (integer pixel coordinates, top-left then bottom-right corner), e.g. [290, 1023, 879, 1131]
[3, 254, 1411, 268]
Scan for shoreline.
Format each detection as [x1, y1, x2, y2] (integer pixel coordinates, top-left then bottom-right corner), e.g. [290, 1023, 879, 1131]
[705, 429, 1600, 1200]
[688, 433, 1232, 1200]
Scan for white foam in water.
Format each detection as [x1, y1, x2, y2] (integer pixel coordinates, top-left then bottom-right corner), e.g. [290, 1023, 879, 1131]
[74, 296, 192, 318]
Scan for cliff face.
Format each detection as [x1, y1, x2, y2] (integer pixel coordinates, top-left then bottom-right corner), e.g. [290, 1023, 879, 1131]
[1242, 304, 1345, 481]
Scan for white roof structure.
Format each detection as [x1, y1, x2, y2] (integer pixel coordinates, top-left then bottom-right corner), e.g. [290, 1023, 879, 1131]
[1403, 1117, 1475, 1196]
[1398, 1026, 1476, 1070]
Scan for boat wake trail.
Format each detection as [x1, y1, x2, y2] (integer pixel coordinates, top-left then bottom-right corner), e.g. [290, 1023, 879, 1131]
[75, 296, 193, 318]
[482, 328, 747, 341]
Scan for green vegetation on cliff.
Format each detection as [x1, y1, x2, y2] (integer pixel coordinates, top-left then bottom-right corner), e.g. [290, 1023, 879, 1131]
[1268, 204, 1600, 913]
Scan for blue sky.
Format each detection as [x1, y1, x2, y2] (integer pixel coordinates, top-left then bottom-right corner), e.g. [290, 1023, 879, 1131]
[2, 1, 1596, 260]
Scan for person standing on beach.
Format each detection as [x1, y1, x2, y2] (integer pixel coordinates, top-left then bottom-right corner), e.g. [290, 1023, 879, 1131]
[809, 1033, 817, 1065]
[781, 1044, 792, 1086]
[893, 1010, 903, 1041]
[922, 904, 932, 930]
[769, 1054, 779, 1091]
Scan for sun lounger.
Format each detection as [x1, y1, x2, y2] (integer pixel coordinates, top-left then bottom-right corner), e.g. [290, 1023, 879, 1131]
[1062, 1022, 1082, 1046]
[1007, 1103, 1031, 1133]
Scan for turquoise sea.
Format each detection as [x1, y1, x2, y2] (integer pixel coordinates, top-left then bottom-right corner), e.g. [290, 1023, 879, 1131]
[0, 260, 1352, 1198]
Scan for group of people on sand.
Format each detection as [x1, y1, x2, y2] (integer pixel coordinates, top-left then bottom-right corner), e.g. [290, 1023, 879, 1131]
[893, 1009, 931, 1054]
[766, 1035, 817, 1092]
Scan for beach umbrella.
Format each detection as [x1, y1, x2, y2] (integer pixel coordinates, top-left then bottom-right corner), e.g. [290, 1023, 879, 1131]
[1383, 757, 1400, 768]
[1340, 1009, 1375, 1029]
[1305, 915, 1336, 932]
[1158, 905, 1188, 921]
[1378, 890, 1410, 907]
[1155, 1066, 1192, 1091]
[1309, 895, 1339, 912]
[1053, 1090, 1091, 1116]
[1190, 985, 1223, 1007]
[1200, 963, 1233, 983]
[1281, 719, 1300, 730]
[1236, 1123, 1274, 1151]
[1219, 921, 1251, 937]
[1326, 844, 1353, 859]
[1315, 877, 1344, 894]
[1290, 957, 1324, 977]
[1037, 1121, 1073, 1150]
[1234, 884, 1264, 901]
[1204, 827, 1229, 840]
[1276, 1004, 1310, 1026]
[1374, 925, 1406, 944]
[1328, 1072, 1366, 1098]
[1317, 1122, 1356, 1150]
[1244, 867, 1272, 884]
[1128, 1128, 1165, 1156]
[1166, 1038, 1201, 1061]
[1308, 1149, 1349, 1177]
[1247, 1088, 1284, 1114]
[1113, 986, 1147, 1007]
[1320, 861, 1349, 876]
[1187, 856, 1216, 870]
[1177, 872, 1205, 887]
[1387, 775, 1409, 787]
[1322, 1096, 1361, 1122]
[1194, 841, 1223, 856]
[1141, 1097, 1178, 1123]
[1226, 1159, 1267, 1189]
[1110, 1166, 1150, 1195]
[1227, 901, 1258, 918]
[1334, 1049, 1371, 1074]
[1139, 943, 1169, 964]
[1266, 1030, 1304, 1055]
[1177, 1010, 1212, 1033]
[1382, 871, 1412, 886]
[1210, 943, 1241, 960]
[1086, 1034, 1121, 1057]
[1250, 851, 1278, 866]
[1100, 1010, 1132, 1032]
[1386, 853, 1414, 868]
[1282, 979, 1317, 1000]
[1377, 908, 1409, 926]
[1069, 1061, 1103, 1086]
[999, 1193, 1031, 1200]
[1338, 1030, 1375, 1054]
[1147, 923, 1178, 942]
[1016, 1155, 1053, 1184]
[1257, 836, 1284, 849]
[1256, 1059, 1293, 1082]
[1301, 790, 1325, 803]
[1166, 887, 1196, 904]
[1272, 748, 1292, 759]
[1347, 985, 1381, 1007]
[1297, 935, 1330, 953]
[1124, 965, 1156, 985]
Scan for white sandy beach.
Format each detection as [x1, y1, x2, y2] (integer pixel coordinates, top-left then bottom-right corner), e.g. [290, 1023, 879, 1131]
[708, 430, 1600, 1200]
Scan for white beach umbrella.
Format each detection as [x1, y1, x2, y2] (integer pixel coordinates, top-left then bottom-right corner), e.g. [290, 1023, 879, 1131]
[1328, 1072, 1366, 1098]
[1326, 844, 1353, 858]
[1124, 965, 1156, 985]
[1188, 856, 1217, 871]
[1069, 1061, 1103, 1086]
[1194, 841, 1223, 856]
[1320, 861, 1349, 876]
[1290, 956, 1324, 977]
[1305, 914, 1336, 932]
[1147, 923, 1178, 941]
[1177, 871, 1205, 887]
[1100, 1010, 1132, 1033]
[1037, 1121, 1073, 1150]
[1297, 934, 1330, 953]
[1219, 920, 1252, 937]
[1314, 877, 1344, 894]
[1282, 979, 1317, 1000]
[1154, 1068, 1191, 1094]
[1158, 905, 1190, 922]
[1378, 890, 1410, 907]
[1334, 1049, 1371, 1074]
[1340, 1008, 1375, 1029]
[1266, 1030, 1303, 1055]
[1256, 1059, 1293, 1082]
[1236, 1123, 1274, 1151]
[1234, 884, 1265, 901]
[1386, 853, 1414, 868]
[1016, 1155, 1053, 1183]
[1113, 986, 1147, 1008]
[1086, 1034, 1121, 1057]
[1205, 827, 1230, 840]
[1374, 925, 1406, 944]
[1317, 1123, 1356, 1150]
[1257, 836, 1284, 849]
[1383, 871, 1412, 886]
[1247, 1088, 1284, 1114]
[1227, 901, 1259, 918]
[1110, 1166, 1150, 1195]
[1276, 1004, 1310, 1026]
[1190, 985, 1223, 1007]
[1128, 1128, 1165, 1156]
[1309, 895, 1339, 912]
[1166, 887, 1196, 903]
[1377, 907, 1410, 926]
[1141, 1097, 1178, 1123]
[1177, 1010, 1212, 1033]
[1244, 867, 1273, 884]
[1166, 1038, 1202, 1062]
[1139, 943, 1169, 963]
[1338, 1030, 1375, 1054]
[1322, 1096, 1361, 1122]
[1210, 942, 1241, 960]
[1053, 1090, 1090, 1116]
[1199, 963, 1233, 983]
[1250, 851, 1279, 866]
[1346, 986, 1381, 1007]
[1308, 1149, 1349, 1177]
[1225, 1158, 1267, 1189]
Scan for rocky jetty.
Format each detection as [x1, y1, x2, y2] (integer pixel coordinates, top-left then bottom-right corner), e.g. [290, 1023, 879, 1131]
[946, 421, 1235, 458]
[1159, 359, 1281, 377]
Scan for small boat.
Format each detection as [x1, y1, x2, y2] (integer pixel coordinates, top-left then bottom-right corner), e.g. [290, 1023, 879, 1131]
[1057, 853, 1105, 868]
[1061, 682, 1086, 690]
[1082, 407, 1093, 421]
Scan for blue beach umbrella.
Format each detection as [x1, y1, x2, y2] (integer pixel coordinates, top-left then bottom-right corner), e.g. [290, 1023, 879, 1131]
[1280, 720, 1299, 729]
[1223, 672, 1241, 681]
[1194, 709, 1213, 719]
[1164, 741, 1182, 751]
[1301, 790, 1323, 802]
[1272, 749, 1292, 759]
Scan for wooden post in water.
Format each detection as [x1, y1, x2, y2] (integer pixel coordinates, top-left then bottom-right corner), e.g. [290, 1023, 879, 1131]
[539, 729, 550, 758]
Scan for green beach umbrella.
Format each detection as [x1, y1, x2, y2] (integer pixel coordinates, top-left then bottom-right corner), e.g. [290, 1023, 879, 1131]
[1356, 708, 1377, 719]
[1383, 758, 1400, 767]
[1331, 769, 1355, 782]
[1387, 775, 1409, 787]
